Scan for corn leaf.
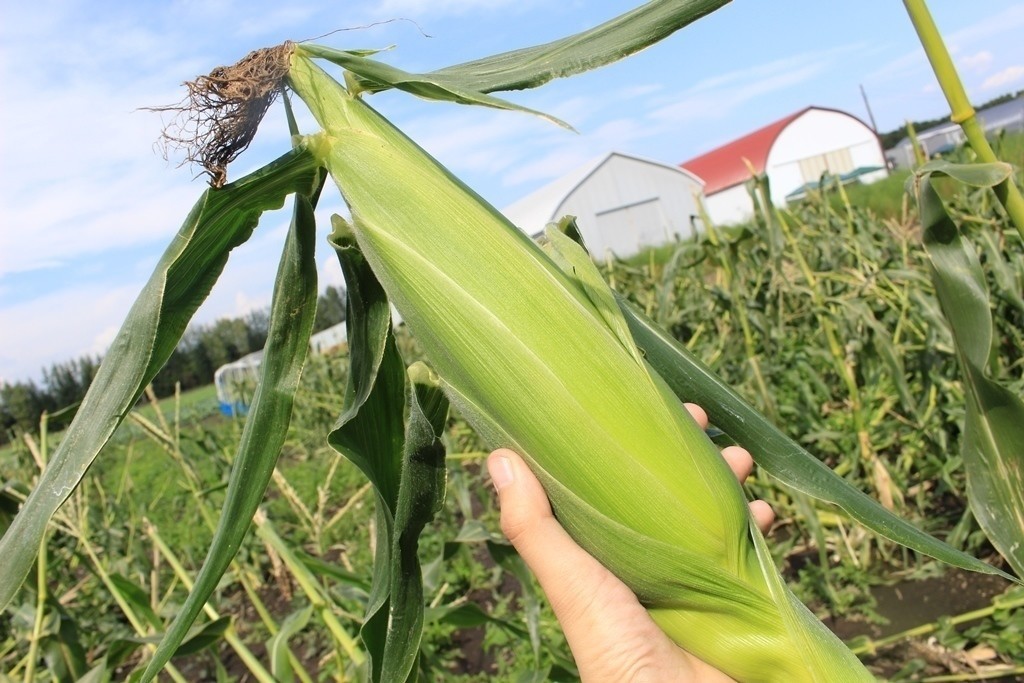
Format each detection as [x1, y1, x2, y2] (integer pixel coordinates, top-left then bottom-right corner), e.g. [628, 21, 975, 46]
[268, 606, 314, 683]
[350, 0, 729, 95]
[618, 295, 1018, 581]
[327, 219, 450, 683]
[909, 159, 1024, 579]
[547, 218, 1017, 582]
[297, 44, 570, 129]
[140, 182, 321, 681]
[0, 146, 321, 612]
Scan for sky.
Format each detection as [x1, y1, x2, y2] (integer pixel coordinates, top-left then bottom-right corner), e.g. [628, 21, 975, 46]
[1, 0, 1023, 384]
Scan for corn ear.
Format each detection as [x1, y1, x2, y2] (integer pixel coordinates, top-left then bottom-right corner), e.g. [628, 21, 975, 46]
[288, 52, 872, 682]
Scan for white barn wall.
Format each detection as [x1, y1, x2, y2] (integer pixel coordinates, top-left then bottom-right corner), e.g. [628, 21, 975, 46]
[556, 155, 702, 257]
[703, 185, 753, 226]
[766, 109, 886, 206]
[502, 152, 704, 258]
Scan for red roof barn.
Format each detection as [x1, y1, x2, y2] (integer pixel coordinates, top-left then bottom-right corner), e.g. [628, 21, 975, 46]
[681, 106, 887, 225]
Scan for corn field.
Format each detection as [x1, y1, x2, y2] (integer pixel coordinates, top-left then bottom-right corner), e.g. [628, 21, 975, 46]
[1, 1, 1023, 681]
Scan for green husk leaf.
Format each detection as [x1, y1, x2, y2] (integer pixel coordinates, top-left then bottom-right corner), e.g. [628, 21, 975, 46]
[327, 220, 450, 683]
[909, 159, 1024, 579]
[296, 44, 571, 129]
[140, 184, 321, 681]
[350, 0, 730, 95]
[0, 145, 321, 611]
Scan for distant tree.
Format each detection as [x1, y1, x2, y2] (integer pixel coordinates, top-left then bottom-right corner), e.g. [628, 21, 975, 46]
[0, 380, 47, 441]
[314, 285, 346, 332]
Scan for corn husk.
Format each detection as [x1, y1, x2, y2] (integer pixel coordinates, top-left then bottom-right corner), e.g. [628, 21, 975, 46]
[288, 51, 873, 682]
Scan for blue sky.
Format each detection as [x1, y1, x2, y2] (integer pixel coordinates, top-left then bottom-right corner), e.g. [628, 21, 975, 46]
[1, 0, 1023, 384]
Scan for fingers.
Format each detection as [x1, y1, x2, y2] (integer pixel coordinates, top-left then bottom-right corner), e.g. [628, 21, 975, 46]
[487, 451, 651, 648]
[720, 444, 774, 534]
[486, 449, 619, 610]
[749, 500, 775, 535]
[683, 402, 708, 429]
[721, 445, 754, 482]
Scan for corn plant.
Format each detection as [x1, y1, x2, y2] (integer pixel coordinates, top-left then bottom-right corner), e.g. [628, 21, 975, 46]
[1, 2, 1020, 681]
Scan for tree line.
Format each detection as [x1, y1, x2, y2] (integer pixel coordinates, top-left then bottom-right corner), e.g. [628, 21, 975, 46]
[0, 285, 346, 445]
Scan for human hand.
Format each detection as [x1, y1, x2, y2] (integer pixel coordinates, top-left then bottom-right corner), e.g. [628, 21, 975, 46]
[487, 403, 774, 683]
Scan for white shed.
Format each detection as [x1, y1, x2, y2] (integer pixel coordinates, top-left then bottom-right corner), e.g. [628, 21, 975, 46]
[681, 106, 888, 225]
[501, 151, 705, 258]
[886, 96, 1024, 168]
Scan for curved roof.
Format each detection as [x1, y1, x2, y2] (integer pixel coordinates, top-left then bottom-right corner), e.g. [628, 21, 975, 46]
[680, 105, 882, 196]
[501, 151, 704, 236]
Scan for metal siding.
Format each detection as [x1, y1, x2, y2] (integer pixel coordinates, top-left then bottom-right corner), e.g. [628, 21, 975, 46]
[557, 155, 702, 257]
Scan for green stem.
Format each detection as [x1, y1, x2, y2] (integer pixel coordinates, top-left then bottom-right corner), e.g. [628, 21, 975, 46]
[253, 510, 366, 669]
[903, 0, 1024, 240]
[144, 520, 278, 683]
[849, 590, 1024, 654]
[24, 416, 50, 683]
[921, 666, 1024, 682]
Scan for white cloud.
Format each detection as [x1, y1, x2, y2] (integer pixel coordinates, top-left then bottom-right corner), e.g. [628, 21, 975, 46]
[0, 283, 139, 382]
[649, 55, 837, 125]
[981, 65, 1024, 90]
[960, 50, 994, 72]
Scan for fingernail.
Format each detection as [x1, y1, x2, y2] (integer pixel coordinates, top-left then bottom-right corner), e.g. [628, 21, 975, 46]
[488, 453, 515, 491]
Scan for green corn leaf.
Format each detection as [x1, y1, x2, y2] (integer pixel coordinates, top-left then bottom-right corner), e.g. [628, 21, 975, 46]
[350, 0, 729, 95]
[0, 145, 320, 612]
[108, 574, 161, 629]
[268, 606, 314, 683]
[486, 541, 542, 667]
[548, 217, 1017, 583]
[909, 159, 1024, 579]
[618, 285, 1018, 583]
[296, 44, 570, 129]
[140, 184, 321, 681]
[171, 616, 232, 657]
[327, 219, 450, 683]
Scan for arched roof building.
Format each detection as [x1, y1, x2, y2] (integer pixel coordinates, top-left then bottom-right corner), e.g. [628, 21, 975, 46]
[681, 106, 887, 225]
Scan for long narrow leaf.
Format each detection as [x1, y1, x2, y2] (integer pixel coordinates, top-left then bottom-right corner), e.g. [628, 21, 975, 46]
[140, 184, 321, 681]
[297, 44, 570, 129]
[619, 291, 1018, 582]
[547, 218, 1016, 582]
[911, 159, 1024, 579]
[0, 146, 321, 610]
[351, 0, 729, 95]
[327, 219, 450, 683]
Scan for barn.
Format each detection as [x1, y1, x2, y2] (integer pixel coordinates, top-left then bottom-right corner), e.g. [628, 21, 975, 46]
[501, 151, 705, 258]
[681, 106, 888, 225]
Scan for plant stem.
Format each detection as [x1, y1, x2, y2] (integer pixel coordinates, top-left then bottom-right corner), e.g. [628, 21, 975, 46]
[903, 0, 1024, 240]
[24, 416, 49, 683]
[144, 519, 279, 683]
[849, 589, 1024, 654]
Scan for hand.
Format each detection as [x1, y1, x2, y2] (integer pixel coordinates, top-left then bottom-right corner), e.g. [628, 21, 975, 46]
[487, 403, 774, 683]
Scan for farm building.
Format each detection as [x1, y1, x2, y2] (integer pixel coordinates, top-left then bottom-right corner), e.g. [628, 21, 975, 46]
[214, 321, 349, 416]
[885, 95, 1024, 168]
[681, 106, 888, 225]
[500, 151, 705, 258]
